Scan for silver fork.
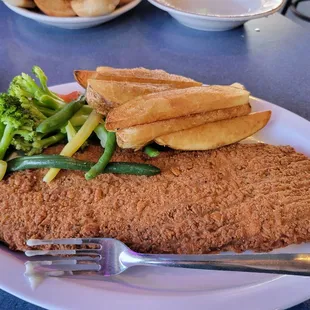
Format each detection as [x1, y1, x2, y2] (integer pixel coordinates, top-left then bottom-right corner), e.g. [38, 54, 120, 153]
[25, 238, 310, 278]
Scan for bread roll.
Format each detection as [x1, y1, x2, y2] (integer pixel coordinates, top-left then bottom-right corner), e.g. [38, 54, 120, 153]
[5, 0, 36, 8]
[34, 0, 76, 17]
[71, 0, 120, 17]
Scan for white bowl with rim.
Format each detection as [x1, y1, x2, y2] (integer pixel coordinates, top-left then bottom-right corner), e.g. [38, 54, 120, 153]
[147, 0, 284, 31]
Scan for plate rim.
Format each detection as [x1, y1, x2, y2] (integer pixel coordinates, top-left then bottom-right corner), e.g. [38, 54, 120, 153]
[1, 82, 310, 309]
[147, 0, 284, 21]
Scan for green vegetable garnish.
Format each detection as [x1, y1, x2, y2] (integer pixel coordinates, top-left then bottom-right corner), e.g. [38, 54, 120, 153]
[144, 145, 160, 158]
[36, 95, 86, 134]
[85, 131, 116, 180]
[7, 155, 161, 176]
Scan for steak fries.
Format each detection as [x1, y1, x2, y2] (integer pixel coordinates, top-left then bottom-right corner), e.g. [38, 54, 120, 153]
[74, 66, 270, 151]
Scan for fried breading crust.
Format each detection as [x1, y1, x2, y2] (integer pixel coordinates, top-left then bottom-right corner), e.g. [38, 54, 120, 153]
[1, 143, 310, 254]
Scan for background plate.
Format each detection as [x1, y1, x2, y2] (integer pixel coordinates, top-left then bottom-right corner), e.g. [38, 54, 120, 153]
[3, 0, 142, 29]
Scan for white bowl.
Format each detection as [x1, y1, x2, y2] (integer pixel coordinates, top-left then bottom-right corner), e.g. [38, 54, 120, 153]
[3, 0, 142, 29]
[147, 0, 284, 31]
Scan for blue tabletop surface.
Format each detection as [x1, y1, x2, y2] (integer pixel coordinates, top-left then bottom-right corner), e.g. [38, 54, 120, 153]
[0, 0, 310, 309]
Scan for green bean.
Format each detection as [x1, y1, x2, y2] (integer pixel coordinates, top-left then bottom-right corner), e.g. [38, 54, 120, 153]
[94, 123, 108, 148]
[85, 131, 116, 180]
[144, 145, 160, 158]
[36, 95, 86, 134]
[69, 114, 89, 127]
[38, 94, 65, 110]
[65, 121, 77, 142]
[69, 105, 92, 127]
[7, 155, 160, 176]
[0, 123, 5, 141]
[36, 106, 56, 117]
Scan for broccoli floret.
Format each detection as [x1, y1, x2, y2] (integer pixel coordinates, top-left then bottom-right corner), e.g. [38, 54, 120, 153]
[0, 93, 64, 159]
[8, 84, 46, 121]
[11, 136, 34, 154]
[32, 66, 61, 101]
[8, 66, 66, 111]
[32, 132, 66, 154]
[0, 94, 36, 159]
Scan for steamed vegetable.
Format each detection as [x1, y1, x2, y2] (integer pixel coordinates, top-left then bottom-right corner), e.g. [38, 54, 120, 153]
[85, 131, 116, 180]
[43, 110, 102, 183]
[6, 67, 93, 158]
[9, 66, 66, 112]
[69, 105, 93, 127]
[65, 121, 77, 142]
[0, 93, 39, 159]
[32, 132, 66, 150]
[36, 94, 86, 134]
[143, 145, 160, 158]
[0, 160, 7, 181]
[7, 155, 161, 176]
[94, 123, 108, 148]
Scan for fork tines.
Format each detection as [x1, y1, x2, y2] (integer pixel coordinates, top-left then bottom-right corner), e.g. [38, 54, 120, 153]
[27, 238, 102, 246]
[25, 238, 103, 277]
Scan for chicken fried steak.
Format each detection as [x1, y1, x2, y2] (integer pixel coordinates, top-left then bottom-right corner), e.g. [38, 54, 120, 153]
[0, 143, 310, 254]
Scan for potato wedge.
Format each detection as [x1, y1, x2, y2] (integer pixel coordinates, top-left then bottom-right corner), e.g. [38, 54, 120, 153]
[34, 0, 76, 16]
[75, 67, 201, 89]
[87, 79, 174, 115]
[96, 67, 202, 88]
[117, 104, 251, 149]
[71, 0, 119, 17]
[5, 0, 36, 8]
[155, 111, 271, 151]
[106, 85, 250, 131]
[74, 70, 102, 88]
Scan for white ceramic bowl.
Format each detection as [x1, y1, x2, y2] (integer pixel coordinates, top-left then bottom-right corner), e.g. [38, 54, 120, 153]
[3, 0, 142, 29]
[147, 0, 284, 31]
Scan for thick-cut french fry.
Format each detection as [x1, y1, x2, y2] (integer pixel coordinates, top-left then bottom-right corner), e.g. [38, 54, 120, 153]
[96, 67, 202, 87]
[43, 110, 102, 183]
[117, 104, 252, 149]
[106, 85, 250, 131]
[155, 111, 271, 151]
[74, 70, 102, 88]
[75, 67, 201, 89]
[86, 79, 174, 115]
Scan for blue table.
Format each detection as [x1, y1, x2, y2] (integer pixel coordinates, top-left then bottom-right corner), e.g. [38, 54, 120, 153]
[0, 1, 310, 309]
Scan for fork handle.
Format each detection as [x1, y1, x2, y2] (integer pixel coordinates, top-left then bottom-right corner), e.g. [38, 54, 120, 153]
[122, 252, 310, 276]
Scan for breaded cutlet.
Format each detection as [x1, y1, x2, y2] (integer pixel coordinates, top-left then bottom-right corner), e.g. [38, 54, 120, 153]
[0, 143, 310, 254]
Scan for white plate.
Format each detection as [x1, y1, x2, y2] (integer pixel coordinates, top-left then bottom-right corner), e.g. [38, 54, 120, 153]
[3, 0, 142, 29]
[1, 82, 310, 309]
[147, 0, 284, 31]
